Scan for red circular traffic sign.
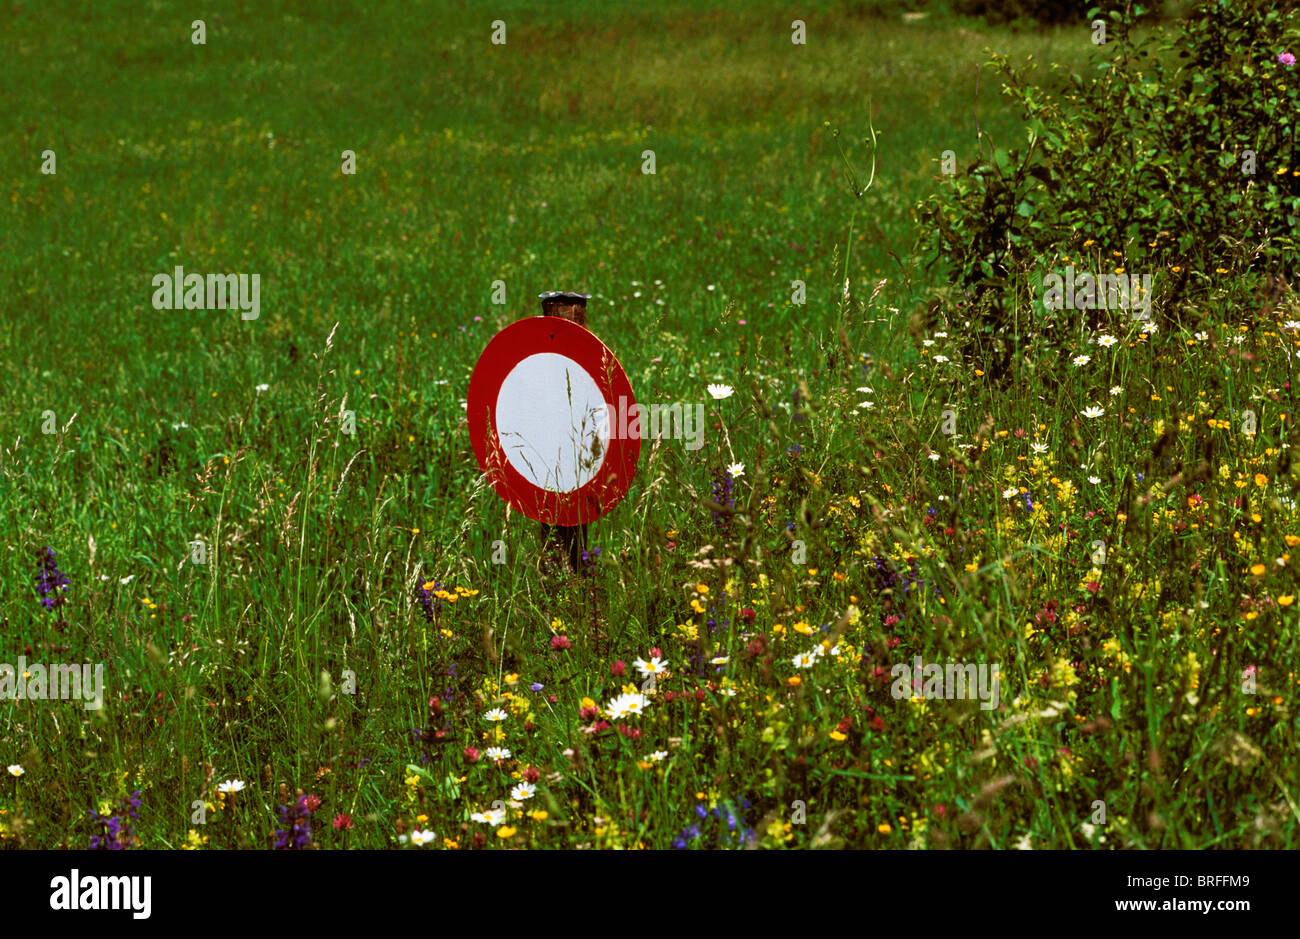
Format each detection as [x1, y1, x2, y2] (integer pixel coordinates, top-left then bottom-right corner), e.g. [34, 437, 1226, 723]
[467, 316, 640, 526]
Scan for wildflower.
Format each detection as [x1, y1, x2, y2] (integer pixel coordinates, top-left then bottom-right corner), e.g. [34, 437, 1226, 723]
[550, 634, 571, 650]
[409, 829, 436, 846]
[610, 660, 626, 677]
[333, 813, 354, 830]
[529, 682, 544, 692]
[1088, 476, 1101, 485]
[932, 355, 950, 364]
[511, 782, 536, 800]
[255, 383, 269, 392]
[217, 779, 245, 794]
[1031, 442, 1048, 454]
[1097, 335, 1117, 348]
[1081, 406, 1105, 419]
[483, 708, 508, 722]
[35, 547, 70, 612]
[1002, 487, 1019, 499]
[646, 750, 668, 763]
[7, 765, 23, 777]
[88, 790, 142, 850]
[604, 692, 650, 720]
[634, 656, 669, 678]
[711, 467, 736, 531]
[792, 651, 818, 669]
[1072, 355, 1091, 366]
[1280, 52, 1296, 66]
[415, 580, 445, 623]
[472, 808, 507, 825]
[707, 384, 734, 400]
[496, 826, 517, 838]
[1109, 386, 1122, 396]
[485, 747, 511, 761]
[727, 462, 745, 478]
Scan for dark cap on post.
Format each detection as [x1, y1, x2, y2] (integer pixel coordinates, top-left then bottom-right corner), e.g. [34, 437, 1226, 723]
[539, 290, 591, 326]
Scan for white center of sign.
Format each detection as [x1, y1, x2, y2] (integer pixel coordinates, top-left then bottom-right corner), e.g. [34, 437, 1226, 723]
[495, 352, 610, 493]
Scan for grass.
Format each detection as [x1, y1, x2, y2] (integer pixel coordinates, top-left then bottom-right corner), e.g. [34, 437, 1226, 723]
[1, 0, 1296, 850]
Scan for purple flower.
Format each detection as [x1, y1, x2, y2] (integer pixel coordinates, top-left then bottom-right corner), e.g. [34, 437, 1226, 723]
[36, 547, 70, 612]
[530, 682, 544, 692]
[88, 790, 142, 850]
[273, 795, 314, 850]
[1279, 52, 1296, 66]
[416, 580, 444, 623]
[711, 467, 735, 531]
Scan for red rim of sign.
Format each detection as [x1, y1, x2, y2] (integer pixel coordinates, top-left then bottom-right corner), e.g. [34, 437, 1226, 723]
[467, 316, 641, 526]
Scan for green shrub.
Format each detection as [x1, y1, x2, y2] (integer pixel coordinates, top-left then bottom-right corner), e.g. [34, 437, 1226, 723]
[915, 0, 1300, 375]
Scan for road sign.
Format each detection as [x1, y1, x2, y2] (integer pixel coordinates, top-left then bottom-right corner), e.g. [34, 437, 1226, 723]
[467, 315, 640, 526]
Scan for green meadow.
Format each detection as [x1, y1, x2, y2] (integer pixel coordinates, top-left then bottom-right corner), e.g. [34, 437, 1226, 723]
[1, 0, 1296, 849]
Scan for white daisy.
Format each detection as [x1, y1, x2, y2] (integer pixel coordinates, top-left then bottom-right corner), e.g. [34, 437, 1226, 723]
[710, 656, 729, 665]
[1109, 386, 1123, 396]
[1097, 335, 1118, 348]
[792, 651, 818, 669]
[471, 807, 507, 825]
[483, 707, 508, 722]
[707, 383, 734, 400]
[727, 462, 745, 478]
[645, 750, 669, 763]
[217, 779, 245, 794]
[484, 747, 511, 761]
[605, 692, 650, 720]
[633, 656, 669, 678]
[1002, 487, 1019, 499]
[1072, 355, 1091, 366]
[410, 829, 436, 846]
[7, 765, 23, 777]
[1031, 442, 1048, 454]
[1081, 406, 1106, 419]
[511, 782, 536, 800]
[1088, 476, 1101, 485]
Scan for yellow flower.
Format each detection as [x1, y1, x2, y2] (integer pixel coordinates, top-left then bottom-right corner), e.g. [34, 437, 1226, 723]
[829, 730, 847, 742]
[1250, 563, 1266, 576]
[878, 823, 892, 834]
[696, 583, 710, 594]
[496, 826, 517, 838]
[787, 676, 802, 687]
[1279, 596, 1295, 607]
[529, 810, 548, 822]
